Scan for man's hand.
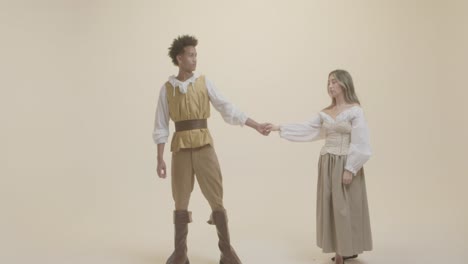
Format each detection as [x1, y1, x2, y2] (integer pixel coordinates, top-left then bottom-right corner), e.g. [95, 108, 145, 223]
[342, 170, 353, 185]
[256, 123, 271, 136]
[245, 118, 271, 136]
[157, 158, 167, 178]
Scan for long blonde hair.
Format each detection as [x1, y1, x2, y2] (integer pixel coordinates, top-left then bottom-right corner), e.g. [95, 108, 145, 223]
[326, 69, 361, 109]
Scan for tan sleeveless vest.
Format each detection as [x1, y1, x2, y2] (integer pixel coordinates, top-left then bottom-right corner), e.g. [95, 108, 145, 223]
[165, 75, 214, 152]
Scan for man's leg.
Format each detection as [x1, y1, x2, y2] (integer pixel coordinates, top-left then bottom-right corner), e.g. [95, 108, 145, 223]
[193, 145, 242, 264]
[167, 150, 195, 264]
[172, 150, 195, 211]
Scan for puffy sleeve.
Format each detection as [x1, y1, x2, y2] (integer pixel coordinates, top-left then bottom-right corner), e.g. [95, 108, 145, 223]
[344, 108, 372, 175]
[279, 113, 325, 142]
[152, 85, 170, 144]
[205, 77, 248, 126]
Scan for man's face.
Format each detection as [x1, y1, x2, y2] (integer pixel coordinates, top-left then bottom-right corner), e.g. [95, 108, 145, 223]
[177, 46, 197, 72]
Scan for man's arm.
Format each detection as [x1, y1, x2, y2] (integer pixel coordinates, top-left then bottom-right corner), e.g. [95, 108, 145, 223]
[205, 78, 270, 135]
[157, 143, 167, 178]
[153, 85, 170, 178]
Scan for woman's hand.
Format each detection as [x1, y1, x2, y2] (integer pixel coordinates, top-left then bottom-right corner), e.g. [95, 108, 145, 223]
[265, 124, 280, 132]
[342, 170, 353, 185]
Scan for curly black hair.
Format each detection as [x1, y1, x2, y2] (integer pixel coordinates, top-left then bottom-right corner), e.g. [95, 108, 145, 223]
[168, 35, 198, 66]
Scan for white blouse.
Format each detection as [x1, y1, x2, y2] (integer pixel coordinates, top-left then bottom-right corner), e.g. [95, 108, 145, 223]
[279, 106, 372, 175]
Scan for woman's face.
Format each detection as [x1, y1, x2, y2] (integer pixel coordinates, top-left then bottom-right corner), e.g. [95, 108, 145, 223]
[328, 74, 343, 99]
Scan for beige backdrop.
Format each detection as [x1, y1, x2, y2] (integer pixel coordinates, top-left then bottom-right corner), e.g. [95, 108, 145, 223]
[1, 0, 467, 263]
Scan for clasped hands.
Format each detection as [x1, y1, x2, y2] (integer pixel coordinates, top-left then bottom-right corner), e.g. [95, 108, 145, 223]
[254, 123, 280, 136]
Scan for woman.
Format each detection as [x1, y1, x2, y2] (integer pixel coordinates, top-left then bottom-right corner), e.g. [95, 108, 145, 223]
[267, 70, 372, 264]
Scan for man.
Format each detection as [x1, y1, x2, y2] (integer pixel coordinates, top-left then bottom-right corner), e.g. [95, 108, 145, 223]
[153, 35, 269, 264]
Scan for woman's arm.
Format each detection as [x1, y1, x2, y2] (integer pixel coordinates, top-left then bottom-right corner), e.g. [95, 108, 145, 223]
[267, 113, 324, 142]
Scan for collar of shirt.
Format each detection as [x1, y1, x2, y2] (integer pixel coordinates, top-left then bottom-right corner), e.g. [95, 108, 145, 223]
[168, 72, 201, 95]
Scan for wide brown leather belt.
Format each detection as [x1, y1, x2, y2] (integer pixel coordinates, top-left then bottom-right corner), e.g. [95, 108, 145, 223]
[175, 119, 208, 132]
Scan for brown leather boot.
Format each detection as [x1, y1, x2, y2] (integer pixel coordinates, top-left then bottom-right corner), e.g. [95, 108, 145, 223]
[209, 210, 242, 264]
[166, 210, 192, 264]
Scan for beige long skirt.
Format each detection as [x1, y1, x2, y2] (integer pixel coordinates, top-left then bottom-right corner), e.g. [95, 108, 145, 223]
[316, 153, 373, 256]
